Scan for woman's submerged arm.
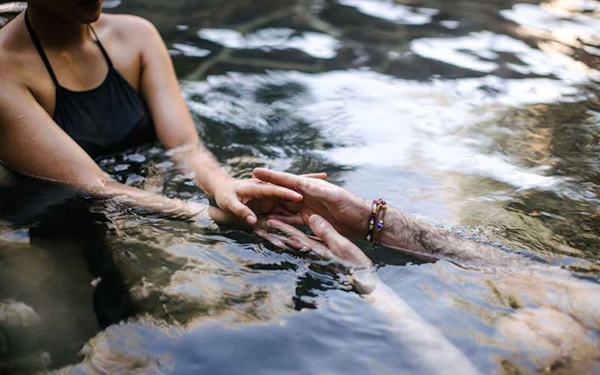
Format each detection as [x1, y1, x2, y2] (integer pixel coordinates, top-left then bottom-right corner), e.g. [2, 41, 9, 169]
[128, 16, 226, 188]
[130, 17, 303, 225]
[0, 78, 240, 227]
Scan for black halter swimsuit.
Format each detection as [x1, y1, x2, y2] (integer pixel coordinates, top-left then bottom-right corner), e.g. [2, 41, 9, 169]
[24, 11, 156, 159]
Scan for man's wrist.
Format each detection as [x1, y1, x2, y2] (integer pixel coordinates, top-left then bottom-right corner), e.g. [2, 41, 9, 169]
[357, 198, 373, 238]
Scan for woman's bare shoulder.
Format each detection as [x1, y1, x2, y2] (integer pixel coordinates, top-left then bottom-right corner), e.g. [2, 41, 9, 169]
[0, 13, 25, 53]
[97, 13, 158, 41]
[0, 14, 34, 84]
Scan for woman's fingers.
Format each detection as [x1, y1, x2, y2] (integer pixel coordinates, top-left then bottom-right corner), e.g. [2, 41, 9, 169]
[226, 197, 258, 225]
[256, 224, 310, 254]
[266, 220, 311, 250]
[266, 219, 306, 238]
[277, 200, 303, 214]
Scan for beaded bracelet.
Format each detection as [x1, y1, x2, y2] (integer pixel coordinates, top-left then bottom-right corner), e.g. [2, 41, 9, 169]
[373, 201, 387, 245]
[366, 199, 387, 245]
[366, 200, 379, 243]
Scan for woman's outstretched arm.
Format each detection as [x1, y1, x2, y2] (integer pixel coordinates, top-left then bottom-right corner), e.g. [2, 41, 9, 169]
[0, 74, 242, 228]
[125, 16, 303, 226]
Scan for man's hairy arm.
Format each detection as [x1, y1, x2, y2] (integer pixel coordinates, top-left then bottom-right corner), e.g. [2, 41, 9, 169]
[380, 208, 528, 266]
[252, 168, 531, 267]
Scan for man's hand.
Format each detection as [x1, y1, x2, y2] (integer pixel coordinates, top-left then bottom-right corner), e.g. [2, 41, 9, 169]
[258, 215, 372, 268]
[252, 168, 372, 238]
[256, 214, 375, 293]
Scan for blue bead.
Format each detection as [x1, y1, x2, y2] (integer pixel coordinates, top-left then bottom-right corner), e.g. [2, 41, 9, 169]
[377, 222, 383, 229]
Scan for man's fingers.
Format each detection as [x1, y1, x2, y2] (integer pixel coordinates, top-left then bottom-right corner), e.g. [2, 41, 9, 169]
[255, 230, 295, 252]
[256, 168, 326, 182]
[300, 172, 327, 180]
[252, 168, 299, 189]
[257, 222, 308, 253]
[267, 214, 305, 226]
[269, 205, 295, 216]
[253, 168, 333, 201]
[248, 183, 303, 201]
[308, 214, 344, 247]
[265, 219, 331, 258]
[308, 214, 372, 267]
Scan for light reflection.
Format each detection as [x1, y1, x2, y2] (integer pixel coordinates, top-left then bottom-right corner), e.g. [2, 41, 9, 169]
[171, 43, 211, 58]
[339, 0, 438, 25]
[501, 1, 600, 53]
[2, 0, 599, 373]
[411, 30, 598, 80]
[183, 71, 581, 191]
[197, 28, 341, 59]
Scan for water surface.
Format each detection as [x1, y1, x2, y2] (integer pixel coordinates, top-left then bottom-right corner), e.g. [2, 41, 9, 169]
[0, 0, 599, 374]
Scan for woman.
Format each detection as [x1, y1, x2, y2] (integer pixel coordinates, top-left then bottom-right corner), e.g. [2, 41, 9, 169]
[0, 4, 320, 369]
[0, 0, 307, 226]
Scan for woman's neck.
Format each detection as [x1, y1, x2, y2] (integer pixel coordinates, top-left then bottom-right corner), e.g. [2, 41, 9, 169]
[26, 7, 90, 48]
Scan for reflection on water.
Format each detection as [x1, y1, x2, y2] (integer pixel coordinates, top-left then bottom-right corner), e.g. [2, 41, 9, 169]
[1, 0, 599, 374]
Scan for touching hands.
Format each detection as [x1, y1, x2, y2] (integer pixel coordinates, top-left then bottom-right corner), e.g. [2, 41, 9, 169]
[212, 168, 378, 292]
[212, 172, 327, 226]
[252, 168, 371, 238]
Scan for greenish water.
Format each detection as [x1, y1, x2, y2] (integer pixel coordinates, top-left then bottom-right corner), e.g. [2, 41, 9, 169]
[0, 0, 599, 374]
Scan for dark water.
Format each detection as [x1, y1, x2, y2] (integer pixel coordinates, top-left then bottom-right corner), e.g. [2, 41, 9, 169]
[1, 0, 599, 374]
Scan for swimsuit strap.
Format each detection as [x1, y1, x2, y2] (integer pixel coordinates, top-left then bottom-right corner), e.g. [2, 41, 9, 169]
[24, 10, 114, 87]
[89, 25, 114, 68]
[24, 9, 60, 86]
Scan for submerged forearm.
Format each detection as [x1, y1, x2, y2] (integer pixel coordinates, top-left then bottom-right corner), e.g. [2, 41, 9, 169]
[83, 179, 241, 227]
[379, 208, 525, 266]
[167, 143, 231, 198]
[358, 275, 481, 375]
[95, 180, 200, 218]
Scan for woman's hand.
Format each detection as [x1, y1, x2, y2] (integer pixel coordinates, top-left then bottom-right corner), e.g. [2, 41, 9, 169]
[252, 168, 372, 238]
[211, 177, 305, 226]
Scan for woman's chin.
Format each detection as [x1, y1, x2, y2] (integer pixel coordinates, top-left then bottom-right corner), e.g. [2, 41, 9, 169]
[78, 9, 102, 24]
[77, 0, 103, 22]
